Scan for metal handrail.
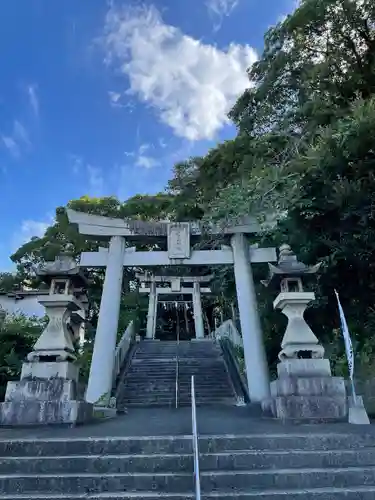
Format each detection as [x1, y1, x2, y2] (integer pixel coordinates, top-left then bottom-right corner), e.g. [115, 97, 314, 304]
[175, 305, 180, 408]
[212, 319, 243, 348]
[112, 320, 135, 386]
[191, 375, 201, 500]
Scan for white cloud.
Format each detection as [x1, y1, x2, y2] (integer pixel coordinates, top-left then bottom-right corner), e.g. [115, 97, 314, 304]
[69, 154, 84, 175]
[12, 214, 55, 252]
[87, 164, 105, 196]
[27, 84, 39, 117]
[131, 143, 161, 169]
[69, 156, 108, 196]
[13, 120, 30, 146]
[139, 143, 150, 154]
[277, 0, 301, 23]
[103, 4, 257, 141]
[108, 90, 122, 106]
[1, 120, 30, 159]
[20, 220, 50, 241]
[1, 136, 20, 158]
[108, 90, 136, 111]
[206, 0, 239, 31]
[135, 155, 160, 169]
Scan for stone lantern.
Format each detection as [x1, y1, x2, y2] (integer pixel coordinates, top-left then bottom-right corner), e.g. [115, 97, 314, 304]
[265, 244, 324, 361]
[0, 306, 5, 328]
[25, 255, 89, 368]
[0, 255, 93, 426]
[264, 244, 347, 422]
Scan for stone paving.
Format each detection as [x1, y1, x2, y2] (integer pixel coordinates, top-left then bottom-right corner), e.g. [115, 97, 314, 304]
[0, 405, 374, 441]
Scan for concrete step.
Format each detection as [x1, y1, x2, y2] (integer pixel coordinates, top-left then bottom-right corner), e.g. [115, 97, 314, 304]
[0, 472, 194, 494]
[126, 372, 229, 380]
[122, 399, 233, 405]
[121, 398, 177, 404]
[135, 346, 219, 351]
[0, 437, 193, 457]
[1, 467, 375, 495]
[0, 454, 194, 475]
[181, 380, 231, 386]
[6, 433, 375, 458]
[199, 449, 375, 470]
[121, 400, 233, 407]
[2, 487, 375, 499]
[135, 352, 220, 357]
[124, 371, 177, 377]
[121, 393, 234, 400]
[123, 387, 233, 394]
[128, 368, 228, 374]
[124, 384, 232, 391]
[198, 434, 375, 453]
[132, 351, 222, 356]
[131, 360, 225, 365]
[121, 398, 233, 405]
[199, 466, 375, 491]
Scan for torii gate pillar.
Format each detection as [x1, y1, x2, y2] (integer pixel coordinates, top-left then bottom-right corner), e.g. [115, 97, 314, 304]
[231, 233, 270, 402]
[193, 281, 204, 339]
[86, 236, 126, 405]
[146, 281, 157, 339]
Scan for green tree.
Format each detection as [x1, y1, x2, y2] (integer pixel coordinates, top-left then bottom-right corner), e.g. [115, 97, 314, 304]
[0, 314, 46, 400]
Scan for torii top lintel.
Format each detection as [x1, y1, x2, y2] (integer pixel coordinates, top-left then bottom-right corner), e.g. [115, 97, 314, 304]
[66, 209, 262, 239]
[135, 273, 214, 284]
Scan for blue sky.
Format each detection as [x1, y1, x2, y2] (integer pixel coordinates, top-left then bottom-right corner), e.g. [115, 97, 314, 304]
[0, 0, 296, 270]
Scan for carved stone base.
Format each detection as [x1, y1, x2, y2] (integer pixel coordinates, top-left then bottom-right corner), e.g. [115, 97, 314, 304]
[271, 376, 346, 397]
[0, 400, 92, 426]
[270, 358, 347, 422]
[4, 378, 77, 402]
[277, 358, 332, 378]
[0, 377, 93, 427]
[21, 361, 79, 381]
[272, 394, 347, 422]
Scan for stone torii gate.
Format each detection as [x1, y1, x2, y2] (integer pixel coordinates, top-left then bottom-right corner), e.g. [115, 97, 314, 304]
[67, 210, 277, 406]
[137, 273, 212, 340]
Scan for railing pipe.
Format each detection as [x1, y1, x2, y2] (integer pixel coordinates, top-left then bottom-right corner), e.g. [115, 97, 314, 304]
[175, 309, 180, 409]
[191, 375, 201, 500]
[113, 320, 135, 386]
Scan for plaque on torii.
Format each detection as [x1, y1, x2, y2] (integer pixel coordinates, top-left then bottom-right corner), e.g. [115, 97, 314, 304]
[167, 223, 190, 259]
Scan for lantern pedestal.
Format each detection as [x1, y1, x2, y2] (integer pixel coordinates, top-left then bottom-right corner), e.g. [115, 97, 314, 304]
[274, 292, 325, 360]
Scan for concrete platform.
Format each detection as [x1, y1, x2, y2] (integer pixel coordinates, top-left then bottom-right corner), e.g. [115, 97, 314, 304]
[0, 406, 374, 441]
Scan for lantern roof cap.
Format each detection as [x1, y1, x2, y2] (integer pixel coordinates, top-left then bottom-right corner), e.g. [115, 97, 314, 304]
[35, 255, 88, 287]
[262, 244, 321, 287]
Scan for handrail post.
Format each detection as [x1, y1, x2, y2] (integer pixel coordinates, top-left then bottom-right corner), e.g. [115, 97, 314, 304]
[191, 375, 201, 500]
[175, 311, 180, 409]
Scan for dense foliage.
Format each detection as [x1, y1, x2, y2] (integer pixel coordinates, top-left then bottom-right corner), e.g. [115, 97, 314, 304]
[0, 314, 46, 400]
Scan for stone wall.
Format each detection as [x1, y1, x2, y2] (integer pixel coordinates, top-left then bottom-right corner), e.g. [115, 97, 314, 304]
[0, 295, 46, 317]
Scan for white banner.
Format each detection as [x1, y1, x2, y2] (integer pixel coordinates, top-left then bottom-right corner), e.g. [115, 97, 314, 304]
[334, 290, 354, 380]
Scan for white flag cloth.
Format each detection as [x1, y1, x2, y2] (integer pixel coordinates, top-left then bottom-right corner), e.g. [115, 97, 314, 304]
[334, 290, 354, 380]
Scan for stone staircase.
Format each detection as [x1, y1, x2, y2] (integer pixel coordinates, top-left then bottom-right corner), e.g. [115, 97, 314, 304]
[1, 430, 375, 499]
[117, 339, 235, 408]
